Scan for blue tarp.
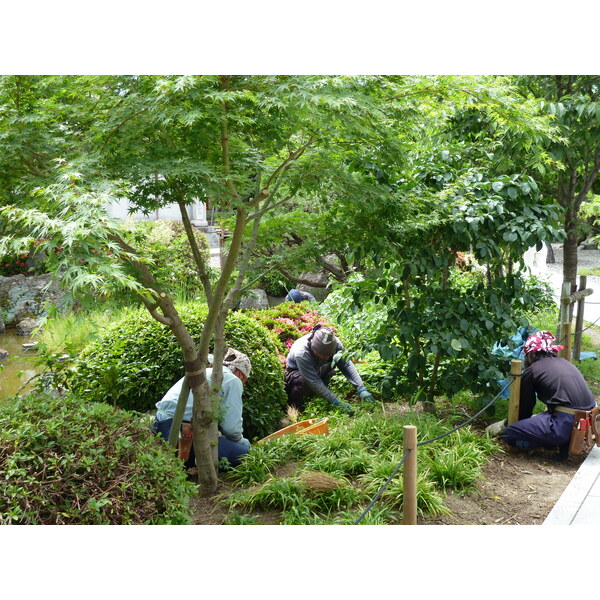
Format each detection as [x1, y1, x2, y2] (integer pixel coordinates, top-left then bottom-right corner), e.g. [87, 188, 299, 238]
[492, 326, 532, 362]
[491, 326, 597, 399]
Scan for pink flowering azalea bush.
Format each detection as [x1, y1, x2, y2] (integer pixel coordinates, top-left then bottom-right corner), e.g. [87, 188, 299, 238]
[245, 302, 336, 364]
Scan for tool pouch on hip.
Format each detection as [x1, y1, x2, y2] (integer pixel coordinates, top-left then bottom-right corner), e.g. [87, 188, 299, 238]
[569, 410, 588, 456]
[178, 422, 193, 462]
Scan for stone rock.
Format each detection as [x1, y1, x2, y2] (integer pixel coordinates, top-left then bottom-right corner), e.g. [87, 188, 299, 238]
[0, 311, 4, 334]
[0, 348, 8, 361]
[298, 271, 331, 302]
[238, 288, 270, 310]
[0, 273, 67, 328]
[579, 238, 598, 251]
[16, 317, 39, 336]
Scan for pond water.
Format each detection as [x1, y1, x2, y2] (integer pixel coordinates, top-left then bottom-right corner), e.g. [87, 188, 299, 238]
[0, 329, 38, 403]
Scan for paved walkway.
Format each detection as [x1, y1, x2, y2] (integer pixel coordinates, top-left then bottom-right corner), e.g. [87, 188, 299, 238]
[544, 446, 600, 525]
[531, 245, 600, 524]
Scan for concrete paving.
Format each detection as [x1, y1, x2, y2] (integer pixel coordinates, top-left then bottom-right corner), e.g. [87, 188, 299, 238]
[544, 445, 600, 525]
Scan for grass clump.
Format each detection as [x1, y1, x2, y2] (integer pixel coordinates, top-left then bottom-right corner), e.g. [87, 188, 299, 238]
[222, 405, 496, 524]
[0, 391, 196, 524]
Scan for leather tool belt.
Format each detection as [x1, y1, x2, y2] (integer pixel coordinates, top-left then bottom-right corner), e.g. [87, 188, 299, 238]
[178, 422, 193, 462]
[556, 406, 600, 455]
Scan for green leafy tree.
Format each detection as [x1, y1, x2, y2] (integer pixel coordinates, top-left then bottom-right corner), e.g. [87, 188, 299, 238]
[515, 75, 600, 287]
[247, 75, 558, 289]
[1, 74, 442, 494]
[264, 77, 564, 409]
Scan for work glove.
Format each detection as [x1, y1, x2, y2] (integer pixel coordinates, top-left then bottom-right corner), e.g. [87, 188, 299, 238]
[485, 419, 507, 437]
[331, 398, 355, 415]
[332, 351, 344, 367]
[357, 385, 374, 402]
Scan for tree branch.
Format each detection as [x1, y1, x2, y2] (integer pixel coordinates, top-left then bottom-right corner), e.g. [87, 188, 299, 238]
[177, 197, 214, 303]
[576, 146, 600, 204]
[317, 255, 347, 282]
[100, 108, 149, 154]
[277, 267, 329, 288]
[262, 137, 316, 194]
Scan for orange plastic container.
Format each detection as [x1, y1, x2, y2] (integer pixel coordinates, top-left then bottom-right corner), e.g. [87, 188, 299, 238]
[297, 418, 329, 437]
[258, 418, 329, 443]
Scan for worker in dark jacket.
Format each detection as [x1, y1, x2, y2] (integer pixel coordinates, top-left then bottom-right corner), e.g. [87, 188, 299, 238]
[284, 324, 374, 414]
[486, 331, 597, 458]
[285, 288, 317, 303]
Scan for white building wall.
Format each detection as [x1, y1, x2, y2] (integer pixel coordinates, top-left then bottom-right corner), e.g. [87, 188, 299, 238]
[104, 199, 208, 226]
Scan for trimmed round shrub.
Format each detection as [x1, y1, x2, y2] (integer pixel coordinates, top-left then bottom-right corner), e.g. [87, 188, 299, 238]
[68, 302, 287, 440]
[0, 391, 196, 524]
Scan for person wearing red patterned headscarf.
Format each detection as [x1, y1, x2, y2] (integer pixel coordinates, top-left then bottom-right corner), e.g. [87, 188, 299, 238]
[486, 331, 597, 460]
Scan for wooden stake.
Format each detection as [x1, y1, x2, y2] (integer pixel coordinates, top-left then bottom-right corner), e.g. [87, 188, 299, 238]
[557, 282, 571, 341]
[573, 276, 587, 362]
[508, 359, 522, 425]
[561, 321, 572, 362]
[402, 425, 417, 525]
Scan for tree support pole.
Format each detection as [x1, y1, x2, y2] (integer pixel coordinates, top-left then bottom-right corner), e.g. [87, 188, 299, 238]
[573, 276, 587, 362]
[558, 281, 571, 342]
[402, 425, 417, 525]
[561, 322, 572, 362]
[508, 359, 522, 426]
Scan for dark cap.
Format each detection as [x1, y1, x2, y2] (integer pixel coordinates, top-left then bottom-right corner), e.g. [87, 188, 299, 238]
[312, 327, 337, 357]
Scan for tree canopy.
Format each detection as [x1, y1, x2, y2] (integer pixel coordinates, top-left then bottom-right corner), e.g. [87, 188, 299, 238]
[0, 74, 568, 488]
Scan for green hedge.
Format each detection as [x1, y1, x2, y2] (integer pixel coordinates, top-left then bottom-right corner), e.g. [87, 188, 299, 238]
[0, 391, 196, 524]
[68, 302, 287, 440]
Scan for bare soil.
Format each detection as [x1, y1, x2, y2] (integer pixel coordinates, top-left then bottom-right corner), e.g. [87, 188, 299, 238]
[419, 447, 589, 525]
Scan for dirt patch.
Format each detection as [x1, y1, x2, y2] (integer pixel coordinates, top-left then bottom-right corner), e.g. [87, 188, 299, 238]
[420, 446, 588, 525]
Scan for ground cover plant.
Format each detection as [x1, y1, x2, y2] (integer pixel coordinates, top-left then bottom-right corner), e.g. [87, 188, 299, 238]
[0, 391, 196, 524]
[218, 401, 498, 525]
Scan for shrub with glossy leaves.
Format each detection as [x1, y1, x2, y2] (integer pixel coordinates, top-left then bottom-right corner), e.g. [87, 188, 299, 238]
[68, 302, 287, 440]
[0, 391, 196, 524]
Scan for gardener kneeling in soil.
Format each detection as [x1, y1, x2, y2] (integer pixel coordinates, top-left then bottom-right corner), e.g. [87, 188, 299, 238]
[152, 348, 251, 469]
[285, 324, 374, 415]
[486, 331, 597, 460]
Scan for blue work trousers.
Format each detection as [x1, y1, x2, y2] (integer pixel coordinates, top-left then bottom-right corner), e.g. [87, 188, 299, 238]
[152, 418, 248, 470]
[503, 411, 574, 449]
